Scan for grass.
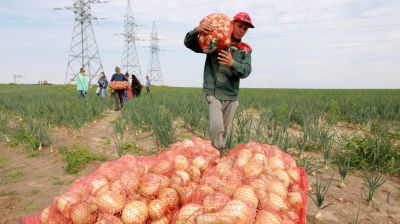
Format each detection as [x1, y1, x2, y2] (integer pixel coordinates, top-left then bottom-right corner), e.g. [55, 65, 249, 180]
[0, 153, 8, 168]
[0, 190, 17, 197]
[30, 188, 40, 195]
[100, 136, 111, 145]
[51, 176, 64, 185]
[20, 200, 36, 214]
[0, 167, 24, 185]
[59, 144, 108, 174]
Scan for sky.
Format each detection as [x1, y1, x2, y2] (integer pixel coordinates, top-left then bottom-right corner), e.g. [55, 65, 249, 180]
[0, 0, 399, 88]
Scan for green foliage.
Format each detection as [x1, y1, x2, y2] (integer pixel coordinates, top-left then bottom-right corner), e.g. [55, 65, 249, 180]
[59, 144, 107, 174]
[51, 176, 64, 185]
[0, 167, 24, 184]
[361, 170, 388, 205]
[310, 174, 334, 218]
[340, 133, 400, 174]
[0, 154, 8, 168]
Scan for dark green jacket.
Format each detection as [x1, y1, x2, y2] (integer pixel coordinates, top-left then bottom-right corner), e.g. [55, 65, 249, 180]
[184, 29, 252, 100]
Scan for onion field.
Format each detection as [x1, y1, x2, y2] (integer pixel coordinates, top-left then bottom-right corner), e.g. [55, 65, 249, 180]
[0, 84, 399, 223]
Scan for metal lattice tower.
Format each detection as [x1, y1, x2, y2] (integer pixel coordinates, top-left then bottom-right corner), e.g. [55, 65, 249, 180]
[64, 0, 104, 85]
[121, 0, 142, 81]
[146, 22, 164, 85]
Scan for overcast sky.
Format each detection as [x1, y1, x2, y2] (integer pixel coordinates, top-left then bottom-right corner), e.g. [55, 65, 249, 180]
[0, 0, 399, 88]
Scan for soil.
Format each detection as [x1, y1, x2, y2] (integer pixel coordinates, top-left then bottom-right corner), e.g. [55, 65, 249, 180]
[0, 109, 399, 224]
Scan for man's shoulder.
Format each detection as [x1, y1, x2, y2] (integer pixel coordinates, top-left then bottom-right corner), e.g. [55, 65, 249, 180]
[236, 42, 252, 53]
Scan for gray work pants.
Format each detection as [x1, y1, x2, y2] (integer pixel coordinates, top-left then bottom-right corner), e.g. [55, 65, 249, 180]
[206, 95, 238, 149]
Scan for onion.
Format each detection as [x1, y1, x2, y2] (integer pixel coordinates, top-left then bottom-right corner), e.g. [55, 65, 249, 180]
[249, 178, 267, 193]
[287, 211, 300, 222]
[267, 193, 288, 211]
[268, 155, 285, 170]
[233, 185, 259, 208]
[174, 204, 203, 224]
[196, 213, 219, 224]
[40, 206, 50, 223]
[255, 211, 282, 224]
[216, 158, 234, 176]
[273, 169, 290, 187]
[203, 192, 230, 212]
[139, 174, 162, 197]
[120, 171, 140, 192]
[176, 170, 191, 186]
[150, 216, 169, 224]
[158, 188, 179, 210]
[265, 179, 288, 198]
[287, 169, 300, 182]
[176, 186, 194, 204]
[90, 177, 109, 195]
[96, 214, 123, 224]
[288, 192, 303, 205]
[70, 202, 96, 224]
[188, 166, 201, 182]
[111, 180, 126, 195]
[160, 175, 170, 189]
[56, 192, 81, 218]
[148, 199, 167, 220]
[151, 160, 173, 175]
[219, 200, 250, 224]
[242, 157, 263, 177]
[235, 149, 252, 167]
[192, 156, 208, 172]
[96, 190, 126, 214]
[174, 155, 189, 170]
[198, 186, 214, 195]
[121, 200, 149, 224]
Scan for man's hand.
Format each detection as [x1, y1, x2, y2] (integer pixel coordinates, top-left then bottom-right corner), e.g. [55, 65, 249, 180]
[217, 49, 234, 67]
[195, 22, 213, 33]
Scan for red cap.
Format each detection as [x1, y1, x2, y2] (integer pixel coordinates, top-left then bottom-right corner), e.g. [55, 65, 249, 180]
[233, 12, 254, 28]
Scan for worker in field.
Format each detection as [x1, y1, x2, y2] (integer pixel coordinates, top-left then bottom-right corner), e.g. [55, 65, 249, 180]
[124, 72, 130, 101]
[96, 72, 108, 97]
[184, 12, 254, 151]
[76, 67, 89, 98]
[145, 75, 151, 94]
[111, 66, 128, 111]
[131, 74, 142, 98]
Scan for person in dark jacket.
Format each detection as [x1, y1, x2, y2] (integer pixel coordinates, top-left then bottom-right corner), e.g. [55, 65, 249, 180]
[131, 74, 142, 98]
[111, 66, 128, 111]
[184, 12, 254, 151]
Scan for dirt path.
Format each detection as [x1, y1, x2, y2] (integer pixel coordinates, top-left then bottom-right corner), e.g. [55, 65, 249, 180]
[0, 109, 120, 223]
[51, 110, 121, 159]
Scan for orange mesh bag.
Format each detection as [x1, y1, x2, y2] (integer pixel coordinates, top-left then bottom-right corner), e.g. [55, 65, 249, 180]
[198, 13, 233, 53]
[25, 139, 307, 224]
[226, 142, 309, 224]
[109, 81, 128, 90]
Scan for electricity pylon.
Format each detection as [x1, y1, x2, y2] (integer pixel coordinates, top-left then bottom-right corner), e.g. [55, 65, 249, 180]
[60, 0, 105, 85]
[146, 22, 164, 85]
[121, 0, 142, 81]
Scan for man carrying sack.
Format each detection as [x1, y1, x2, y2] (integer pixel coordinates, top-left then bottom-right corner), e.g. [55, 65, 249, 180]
[184, 12, 255, 152]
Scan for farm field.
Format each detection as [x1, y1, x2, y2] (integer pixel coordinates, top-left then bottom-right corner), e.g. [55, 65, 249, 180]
[0, 84, 399, 223]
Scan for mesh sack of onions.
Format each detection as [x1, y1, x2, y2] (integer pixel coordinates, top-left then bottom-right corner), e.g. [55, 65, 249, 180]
[109, 81, 129, 90]
[173, 142, 308, 224]
[198, 13, 233, 53]
[39, 138, 220, 224]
